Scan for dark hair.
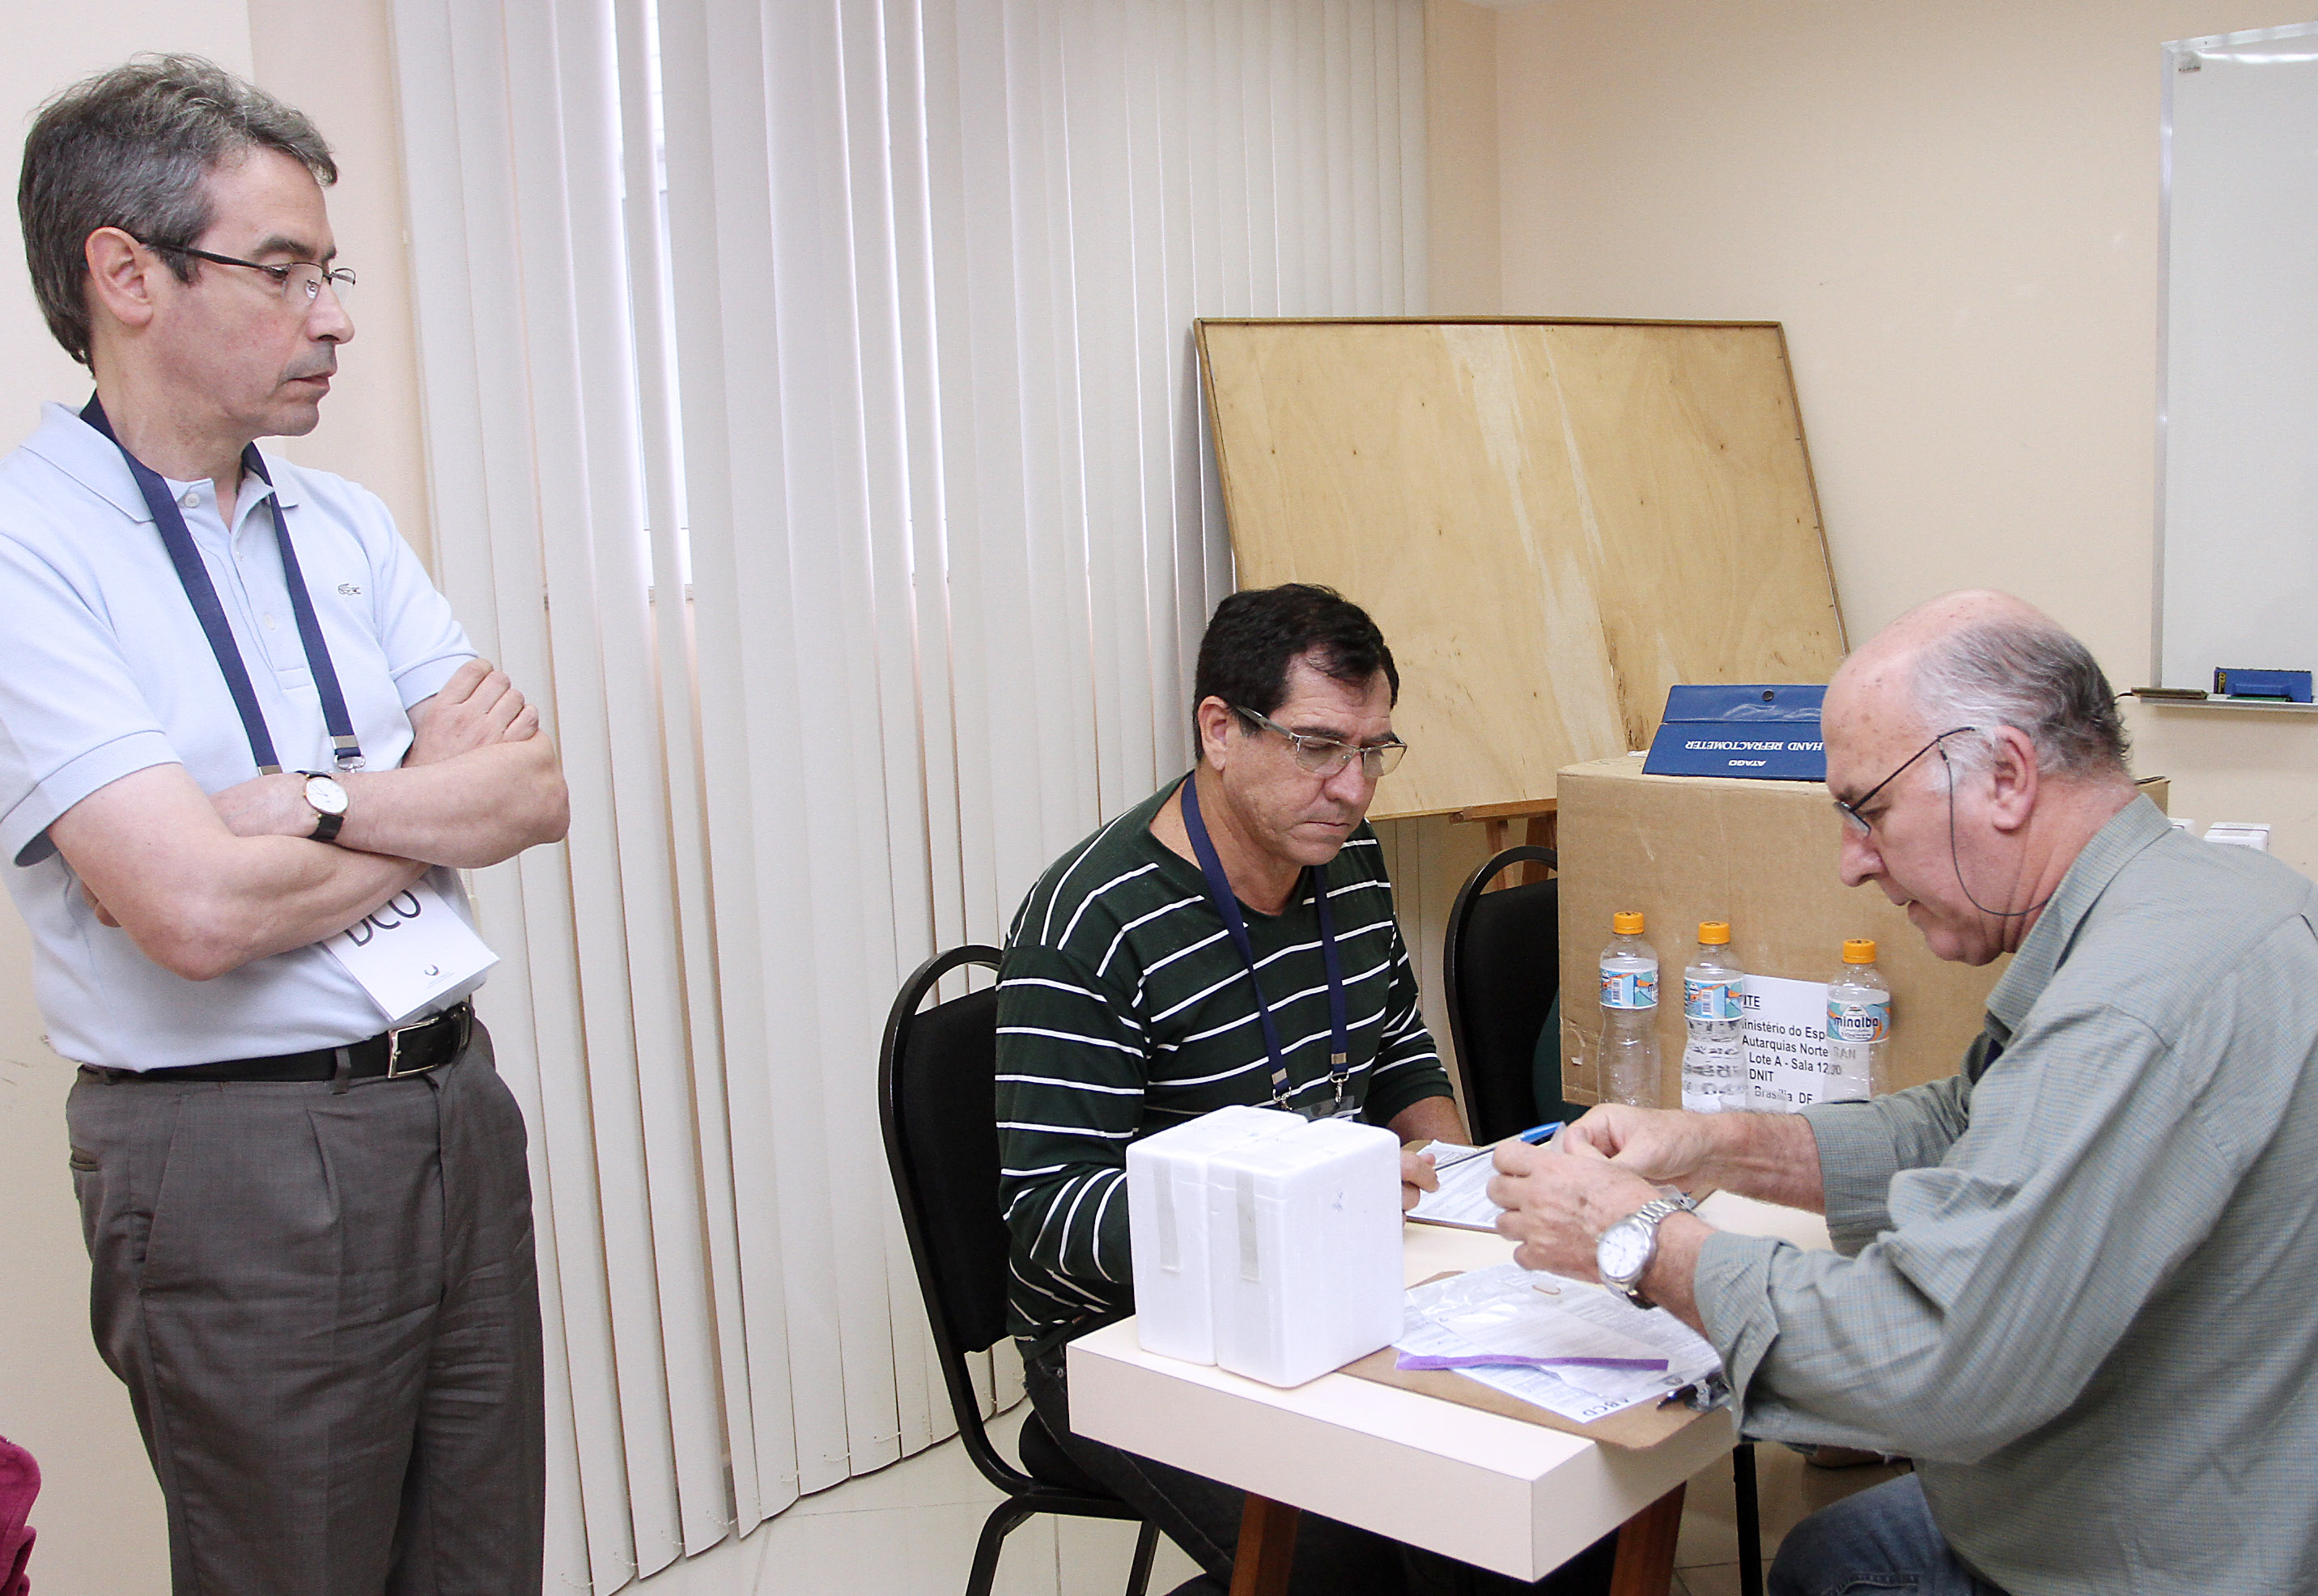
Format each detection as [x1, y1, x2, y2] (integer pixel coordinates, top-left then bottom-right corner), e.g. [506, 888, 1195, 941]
[19, 54, 336, 365]
[1192, 584, 1399, 737]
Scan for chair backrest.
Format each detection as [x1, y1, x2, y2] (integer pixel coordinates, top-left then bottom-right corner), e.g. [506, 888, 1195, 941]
[1441, 847, 1560, 1144]
[878, 944, 1034, 1490]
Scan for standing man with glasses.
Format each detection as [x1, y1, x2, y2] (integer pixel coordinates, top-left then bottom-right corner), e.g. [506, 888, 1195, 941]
[1488, 590, 2318, 1596]
[3, 57, 567, 1594]
[998, 584, 1612, 1595]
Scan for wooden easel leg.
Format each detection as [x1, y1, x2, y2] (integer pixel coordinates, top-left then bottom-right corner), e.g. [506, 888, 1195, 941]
[1228, 1493, 1301, 1596]
[1607, 1483, 1685, 1596]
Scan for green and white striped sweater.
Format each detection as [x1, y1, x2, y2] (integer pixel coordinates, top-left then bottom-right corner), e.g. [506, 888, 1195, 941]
[996, 775, 1451, 1356]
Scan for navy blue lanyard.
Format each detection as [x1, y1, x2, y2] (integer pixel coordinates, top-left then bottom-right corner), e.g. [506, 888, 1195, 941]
[1178, 770, 1352, 1114]
[82, 396, 363, 775]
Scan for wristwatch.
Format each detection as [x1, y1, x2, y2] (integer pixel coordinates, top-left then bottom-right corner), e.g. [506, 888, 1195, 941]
[1596, 1194, 1696, 1310]
[298, 771, 350, 843]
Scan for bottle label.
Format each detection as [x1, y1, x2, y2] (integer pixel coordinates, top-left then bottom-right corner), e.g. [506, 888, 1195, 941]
[1600, 966, 1658, 1009]
[1682, 1032, 1743, 1111]
[1828, 998, 1890, 1043]
[1683, 976, 1743, 1021]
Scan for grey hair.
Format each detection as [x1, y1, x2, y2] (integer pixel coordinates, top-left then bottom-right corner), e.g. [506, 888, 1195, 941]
[1908, 613, 2131, 783]
[18, 54, 335, 365]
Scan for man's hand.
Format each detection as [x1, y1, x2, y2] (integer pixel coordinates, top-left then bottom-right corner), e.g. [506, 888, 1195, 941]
[1485, 1139, 1664, 1276]
[1400, 1144, 1440, 1212]
[406, 658, 538, 766]
[1560, 1103, 1725, 1186]
[1387, 1094, 1468, 1212]
[206, 771, 319, 839]
[80, 881, 120, 927]
[1488, 1139, 1713, 1331]
[1564, 1103, 1829, 1214]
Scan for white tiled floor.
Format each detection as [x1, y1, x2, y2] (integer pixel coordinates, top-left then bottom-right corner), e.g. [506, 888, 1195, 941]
[635, 1405, 1201, 1596]
[639, 1406, 1903, 1596]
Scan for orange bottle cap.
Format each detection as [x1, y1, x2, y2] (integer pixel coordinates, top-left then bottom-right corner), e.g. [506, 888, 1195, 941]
[1612, 911, 1645, 935]
[1844, 938, 1878, 963]
[1697, 921, 1731, 944]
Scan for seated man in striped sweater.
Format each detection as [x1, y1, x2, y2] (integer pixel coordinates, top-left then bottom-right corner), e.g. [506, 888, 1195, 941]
[998, 585, 1597, 1596]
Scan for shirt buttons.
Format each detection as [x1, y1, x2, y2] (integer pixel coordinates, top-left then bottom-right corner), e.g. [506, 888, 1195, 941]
[179, 490, 199, 509]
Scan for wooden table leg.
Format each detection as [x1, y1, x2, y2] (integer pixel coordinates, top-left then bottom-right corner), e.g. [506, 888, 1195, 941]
[1607, 1482, 1686, 1596]
[1228, 1492, 1301, 1596]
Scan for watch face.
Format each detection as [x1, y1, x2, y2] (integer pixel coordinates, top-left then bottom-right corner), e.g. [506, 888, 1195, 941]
[1598, 1217, 1654, 1284]
[305, 775, 350, 816]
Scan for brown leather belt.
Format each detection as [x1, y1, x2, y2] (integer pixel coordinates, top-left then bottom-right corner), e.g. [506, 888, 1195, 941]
[85, 1002, 475, 1084]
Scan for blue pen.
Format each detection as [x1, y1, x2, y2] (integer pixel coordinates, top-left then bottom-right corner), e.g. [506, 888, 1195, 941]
[1429, 1121, 1563, 1172]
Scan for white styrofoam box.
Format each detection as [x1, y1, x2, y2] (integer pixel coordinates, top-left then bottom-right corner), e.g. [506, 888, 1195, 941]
[2205, 821, 2272, 851]
[1126, 1105, 1305, 1363]
[1208, 1116, 1403, 1387]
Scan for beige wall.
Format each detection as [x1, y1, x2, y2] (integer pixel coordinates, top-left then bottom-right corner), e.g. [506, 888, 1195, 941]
[0, 8, 414, 1592]
[247, 0, 435, 571]
[1423, 0, 1502, 315]
[1450, 0, 2315, 874]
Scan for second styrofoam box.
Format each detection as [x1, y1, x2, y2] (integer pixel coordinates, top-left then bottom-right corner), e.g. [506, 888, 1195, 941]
[1126, 1104, 1304, 1364]
[1209, 1115, 1403, 1387]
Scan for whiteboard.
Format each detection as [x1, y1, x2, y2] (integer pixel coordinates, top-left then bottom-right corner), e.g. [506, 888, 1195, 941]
[2159, 25, 2318, 690]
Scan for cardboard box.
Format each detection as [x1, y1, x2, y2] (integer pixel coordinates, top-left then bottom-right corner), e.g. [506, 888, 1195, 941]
[1554, 756, 2169, 1108]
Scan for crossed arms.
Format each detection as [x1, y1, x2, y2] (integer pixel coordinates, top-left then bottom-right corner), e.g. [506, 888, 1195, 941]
[49, 658, 568, 981]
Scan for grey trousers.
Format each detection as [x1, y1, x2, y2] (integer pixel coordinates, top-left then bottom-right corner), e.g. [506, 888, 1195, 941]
[66, 1024, 545, 1596]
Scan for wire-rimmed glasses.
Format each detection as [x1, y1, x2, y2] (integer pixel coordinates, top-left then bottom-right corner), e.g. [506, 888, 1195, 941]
[1233, 704, 1407, 780]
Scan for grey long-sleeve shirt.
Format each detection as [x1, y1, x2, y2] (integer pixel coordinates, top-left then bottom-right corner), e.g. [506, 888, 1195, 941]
[1696, 798, 2318, 1596]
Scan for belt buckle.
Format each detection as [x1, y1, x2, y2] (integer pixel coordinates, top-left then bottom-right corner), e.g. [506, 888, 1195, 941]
[384, 1004, 463, 1080]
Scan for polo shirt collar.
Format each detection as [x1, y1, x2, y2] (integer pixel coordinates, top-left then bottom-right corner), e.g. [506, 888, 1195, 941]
[1984, 795, 2172, 1040]
[19, 399, 305, 524]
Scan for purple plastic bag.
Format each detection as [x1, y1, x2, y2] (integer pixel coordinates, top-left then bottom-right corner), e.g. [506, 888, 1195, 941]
[0, 1434, 37, 1596]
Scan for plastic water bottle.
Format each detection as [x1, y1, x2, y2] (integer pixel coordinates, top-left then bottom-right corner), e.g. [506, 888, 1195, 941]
[1681, 921, 1747, 1113]
[1597, 911, 1660, 1107]
[1825, 939, 1891, 1101]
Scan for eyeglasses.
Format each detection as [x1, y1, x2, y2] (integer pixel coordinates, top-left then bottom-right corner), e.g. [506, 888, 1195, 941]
[143, 240, 355, 303]
[1833, 727, 1976, 834]
[1233, 705, 1407, 780]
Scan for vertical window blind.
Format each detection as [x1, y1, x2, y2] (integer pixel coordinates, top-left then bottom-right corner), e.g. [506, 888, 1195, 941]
[388, 0, 1426, 1587]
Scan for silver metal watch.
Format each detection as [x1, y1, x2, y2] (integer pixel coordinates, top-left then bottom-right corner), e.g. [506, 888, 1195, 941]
[1596, 1194, 1696, 1310]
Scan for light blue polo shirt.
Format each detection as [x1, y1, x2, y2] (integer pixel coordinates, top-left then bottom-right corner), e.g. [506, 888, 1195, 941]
[0, 401, 481, 1068]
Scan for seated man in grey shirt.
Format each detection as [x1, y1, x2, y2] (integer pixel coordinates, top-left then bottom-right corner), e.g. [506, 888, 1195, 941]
[1489, 590, 2318, 1596]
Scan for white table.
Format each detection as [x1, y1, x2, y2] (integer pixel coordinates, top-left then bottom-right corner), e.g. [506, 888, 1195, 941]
[1068, 1192, 1828, 1594]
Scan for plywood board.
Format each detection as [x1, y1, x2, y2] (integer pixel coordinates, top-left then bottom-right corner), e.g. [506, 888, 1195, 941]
[1199, 319, 1845, 821]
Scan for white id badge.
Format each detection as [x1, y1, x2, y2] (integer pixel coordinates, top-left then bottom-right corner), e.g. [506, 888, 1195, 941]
[325, 881, 498, 1025]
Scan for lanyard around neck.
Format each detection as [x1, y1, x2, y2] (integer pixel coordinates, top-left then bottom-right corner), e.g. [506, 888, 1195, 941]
[1178, 770, 1352, 1114]
[82, 395, 364, 776]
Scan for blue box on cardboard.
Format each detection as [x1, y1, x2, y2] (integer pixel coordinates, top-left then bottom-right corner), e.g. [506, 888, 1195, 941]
[1641, 685, 1827, 781]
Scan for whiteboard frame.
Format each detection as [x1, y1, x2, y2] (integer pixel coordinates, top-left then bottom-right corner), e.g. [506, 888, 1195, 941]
[2155, 21, 2318, 691]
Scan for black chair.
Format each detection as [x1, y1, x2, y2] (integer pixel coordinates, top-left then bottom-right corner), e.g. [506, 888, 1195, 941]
[1441, 845, 1564, 1143]
[878, 945, 1161, 1596]
[1441, 849, 1764, 1596]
